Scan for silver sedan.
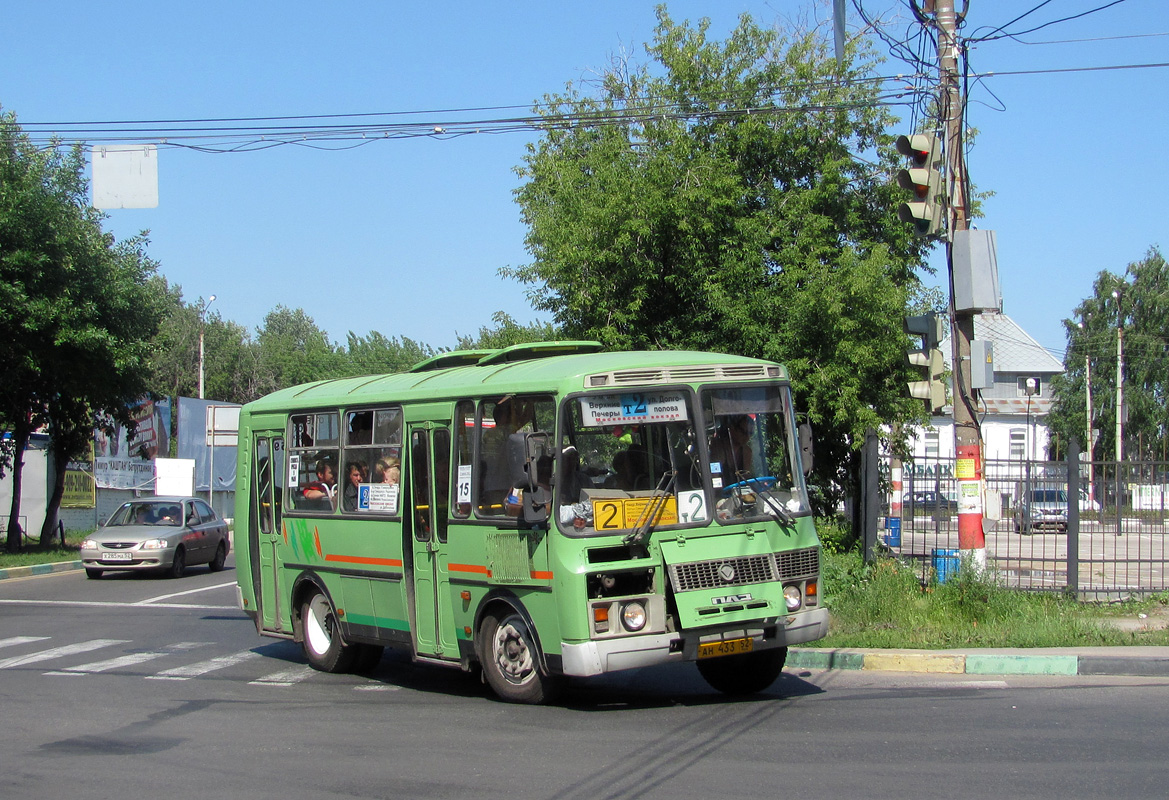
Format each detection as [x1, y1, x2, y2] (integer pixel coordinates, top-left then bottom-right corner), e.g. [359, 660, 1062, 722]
[81, 496, 230, 579]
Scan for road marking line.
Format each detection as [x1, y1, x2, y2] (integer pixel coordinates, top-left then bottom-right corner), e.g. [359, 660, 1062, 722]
[133, 581, 239, 605]
[0, 636, 50, 650]
[0, 599, 234, 611]
[48, 642, 212, 675]
[147, 649, 261, 680]
[249, 664, 314, 686]
[0, 639, 129, 670]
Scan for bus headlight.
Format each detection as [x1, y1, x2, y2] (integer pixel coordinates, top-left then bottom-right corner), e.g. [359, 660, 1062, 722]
[621, 601, 647, 632]
[783, 584, 802, 611]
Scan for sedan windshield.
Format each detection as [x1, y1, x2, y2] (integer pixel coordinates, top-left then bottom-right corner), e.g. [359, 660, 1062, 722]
[107, 502, 183, 527]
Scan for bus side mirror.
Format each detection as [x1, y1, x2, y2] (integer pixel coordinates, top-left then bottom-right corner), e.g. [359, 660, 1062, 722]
[506, 432, 551, 526]
[798, 423, 814, 476]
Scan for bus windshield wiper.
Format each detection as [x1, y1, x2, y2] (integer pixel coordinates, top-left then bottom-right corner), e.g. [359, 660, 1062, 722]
[624, 469, 677, 547]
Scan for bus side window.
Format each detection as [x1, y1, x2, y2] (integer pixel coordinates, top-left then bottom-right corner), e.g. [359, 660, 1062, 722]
[453, 401, 474, 518]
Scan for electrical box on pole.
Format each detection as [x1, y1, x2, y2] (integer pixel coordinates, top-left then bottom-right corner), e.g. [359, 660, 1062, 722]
[906, 312, 947, 413]
[895, 134, 944, 238]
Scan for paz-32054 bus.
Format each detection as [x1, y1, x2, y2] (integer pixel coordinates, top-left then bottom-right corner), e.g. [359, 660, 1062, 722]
[234, 342, 828, 703]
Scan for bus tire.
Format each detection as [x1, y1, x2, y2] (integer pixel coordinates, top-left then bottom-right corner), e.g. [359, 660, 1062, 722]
[301, 592, 356, 673]
[697, 647, 787, 695]
[479, 609, 557, 704]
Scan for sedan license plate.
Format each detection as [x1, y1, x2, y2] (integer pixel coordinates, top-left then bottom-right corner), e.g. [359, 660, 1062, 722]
[697, 637, 754, 659]
[101, 552, 133, 562]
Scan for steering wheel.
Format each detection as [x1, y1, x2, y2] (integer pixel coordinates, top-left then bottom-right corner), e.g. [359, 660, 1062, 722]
[723, 476, 778, 496]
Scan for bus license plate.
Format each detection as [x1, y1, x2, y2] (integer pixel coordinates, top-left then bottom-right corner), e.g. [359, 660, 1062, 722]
[102, 552, 133, 561]
[697, 637, 753, 659]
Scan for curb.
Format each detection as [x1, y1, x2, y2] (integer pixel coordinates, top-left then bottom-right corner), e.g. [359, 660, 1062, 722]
[789, 647, 1169, 678]
[0, 560, 84, 582]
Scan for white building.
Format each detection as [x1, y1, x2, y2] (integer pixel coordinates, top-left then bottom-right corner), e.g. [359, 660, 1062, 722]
[907, 311, 1065, 463]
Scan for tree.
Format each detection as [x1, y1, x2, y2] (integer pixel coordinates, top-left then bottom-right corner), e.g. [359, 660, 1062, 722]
[0, 110, 166, 550]
[506, 10, 931, 508]
[454, 311, 561, 351]
[344, 331, 434, 376]
[1050, 247, 1169, 462]
[256, 305, 345, 390]
[148, 282, 272, 405]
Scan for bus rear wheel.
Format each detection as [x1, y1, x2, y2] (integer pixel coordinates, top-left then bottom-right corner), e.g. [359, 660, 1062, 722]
[479, 609, 558, 704]
[697, 647, 787, 696]
[301, 592, 356, 673]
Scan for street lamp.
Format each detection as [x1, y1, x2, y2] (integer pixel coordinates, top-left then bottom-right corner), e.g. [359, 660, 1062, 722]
[198, 295, 216, 400]
[1077, 317, 1095, 509]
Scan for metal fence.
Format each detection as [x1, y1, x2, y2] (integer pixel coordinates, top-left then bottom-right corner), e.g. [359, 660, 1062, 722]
[886, 454, 1169, 599]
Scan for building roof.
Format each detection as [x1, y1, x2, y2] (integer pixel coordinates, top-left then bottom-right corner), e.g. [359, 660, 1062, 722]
[942, 312, 1064, 374]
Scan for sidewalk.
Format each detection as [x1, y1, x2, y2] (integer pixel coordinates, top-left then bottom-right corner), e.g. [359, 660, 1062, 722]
[4, 557, 1169, 679]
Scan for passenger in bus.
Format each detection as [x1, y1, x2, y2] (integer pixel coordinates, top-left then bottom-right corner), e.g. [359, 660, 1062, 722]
[709, 415, 754, 478]
[605, 449, 648, 491]
[348, 411, 373, 445]
[342, 460, 368, 511]
[374, 456, 400, 486]
[481, 398, 521, 513]
[302, 458, 336, 511]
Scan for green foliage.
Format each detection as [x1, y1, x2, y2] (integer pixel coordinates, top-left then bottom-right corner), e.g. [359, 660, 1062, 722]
[508, 10, 933, 506]
[815, 515, 858, 555]
[818, 551, 1169, 648]
[455, 311, 561, 351]
[0, 109, 165, 550]
[1049, 246, 1169, 461]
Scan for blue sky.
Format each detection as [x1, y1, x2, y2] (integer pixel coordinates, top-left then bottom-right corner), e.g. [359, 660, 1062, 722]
[2, 1, 1165, 362]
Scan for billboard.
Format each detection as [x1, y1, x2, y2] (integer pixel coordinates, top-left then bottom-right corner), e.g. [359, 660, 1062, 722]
[94, 397, 171, 490]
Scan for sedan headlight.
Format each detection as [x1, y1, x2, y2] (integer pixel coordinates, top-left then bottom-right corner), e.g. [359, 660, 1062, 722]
[81, 539, 98, 550]
[620, 601, 647, 632]
[141, 539, 169, 550]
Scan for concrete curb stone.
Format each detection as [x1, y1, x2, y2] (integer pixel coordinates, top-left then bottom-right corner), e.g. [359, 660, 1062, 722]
[0, 560, 84, 581]
[789, 646, 1169, 678]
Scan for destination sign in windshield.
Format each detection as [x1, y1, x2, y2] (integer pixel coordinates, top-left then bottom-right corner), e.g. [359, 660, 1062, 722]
[579, 392, 689, 427]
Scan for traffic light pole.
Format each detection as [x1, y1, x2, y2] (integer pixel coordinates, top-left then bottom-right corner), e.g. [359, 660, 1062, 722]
[935, 0, 987, 567]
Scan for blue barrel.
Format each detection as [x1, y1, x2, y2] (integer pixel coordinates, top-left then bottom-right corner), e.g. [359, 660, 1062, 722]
[933, 548, 960, 583]
[883, 517, 902, 547]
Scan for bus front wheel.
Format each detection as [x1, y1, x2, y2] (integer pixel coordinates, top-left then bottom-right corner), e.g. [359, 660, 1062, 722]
[301, 592, 356, 673]
[697, 647, 787, 695]
[479, 609, 558, 704]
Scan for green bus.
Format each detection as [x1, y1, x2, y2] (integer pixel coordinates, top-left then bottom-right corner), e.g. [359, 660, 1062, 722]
[234, 341, 827, 703]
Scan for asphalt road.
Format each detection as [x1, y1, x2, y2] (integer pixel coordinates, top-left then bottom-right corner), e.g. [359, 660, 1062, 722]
[3, 560, 1169, 800]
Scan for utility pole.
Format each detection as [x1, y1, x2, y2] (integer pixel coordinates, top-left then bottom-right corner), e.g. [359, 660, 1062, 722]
[1113, 288, 1124, 462]
[934, 0, 986, 568]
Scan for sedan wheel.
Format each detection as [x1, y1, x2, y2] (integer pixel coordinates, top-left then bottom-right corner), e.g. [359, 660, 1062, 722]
[207, 541, 227, 572]
[168, 546, 187, 579]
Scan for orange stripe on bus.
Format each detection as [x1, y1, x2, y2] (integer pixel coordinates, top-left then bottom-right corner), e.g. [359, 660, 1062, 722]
[448, 563, 491, 576]
[324, 554, 404, 567]
[313, 527, 322, 557]
[530, 571, 553, 580]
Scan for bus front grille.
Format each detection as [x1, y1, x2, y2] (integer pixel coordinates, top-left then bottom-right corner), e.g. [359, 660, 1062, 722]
[775, 547, 819, 581]
[668, 554, 777, 593]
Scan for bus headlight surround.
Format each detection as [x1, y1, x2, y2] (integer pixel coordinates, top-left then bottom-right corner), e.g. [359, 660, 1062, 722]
[621, 601, 647, 632]
[783, 584, 802, 611]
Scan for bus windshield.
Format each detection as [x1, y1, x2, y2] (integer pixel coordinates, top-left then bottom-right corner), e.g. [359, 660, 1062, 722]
[700, 385, 809, 524]
[558, 389, 707, 535]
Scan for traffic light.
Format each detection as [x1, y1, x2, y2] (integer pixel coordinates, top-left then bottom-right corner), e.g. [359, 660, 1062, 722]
[895, 134, 943, 238]
[905, 312, 947, 414]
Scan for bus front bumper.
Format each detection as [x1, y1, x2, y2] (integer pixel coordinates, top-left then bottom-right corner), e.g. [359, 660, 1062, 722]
[559, 606, 829, 677]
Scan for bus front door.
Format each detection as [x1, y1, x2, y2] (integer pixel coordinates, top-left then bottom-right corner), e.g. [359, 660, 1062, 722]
[406, 424, 457, 659]
[253, 435, 285, 632]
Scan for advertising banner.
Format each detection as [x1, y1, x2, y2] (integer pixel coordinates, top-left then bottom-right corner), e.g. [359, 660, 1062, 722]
[94, 397, 172, 489]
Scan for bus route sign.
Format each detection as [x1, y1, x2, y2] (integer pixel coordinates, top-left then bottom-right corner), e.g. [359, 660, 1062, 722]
[579, 392, 689, 427]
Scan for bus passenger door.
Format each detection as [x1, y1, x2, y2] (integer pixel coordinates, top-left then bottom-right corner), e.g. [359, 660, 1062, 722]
[254, 436, 285, 632]
[406, 424, 457, 659]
